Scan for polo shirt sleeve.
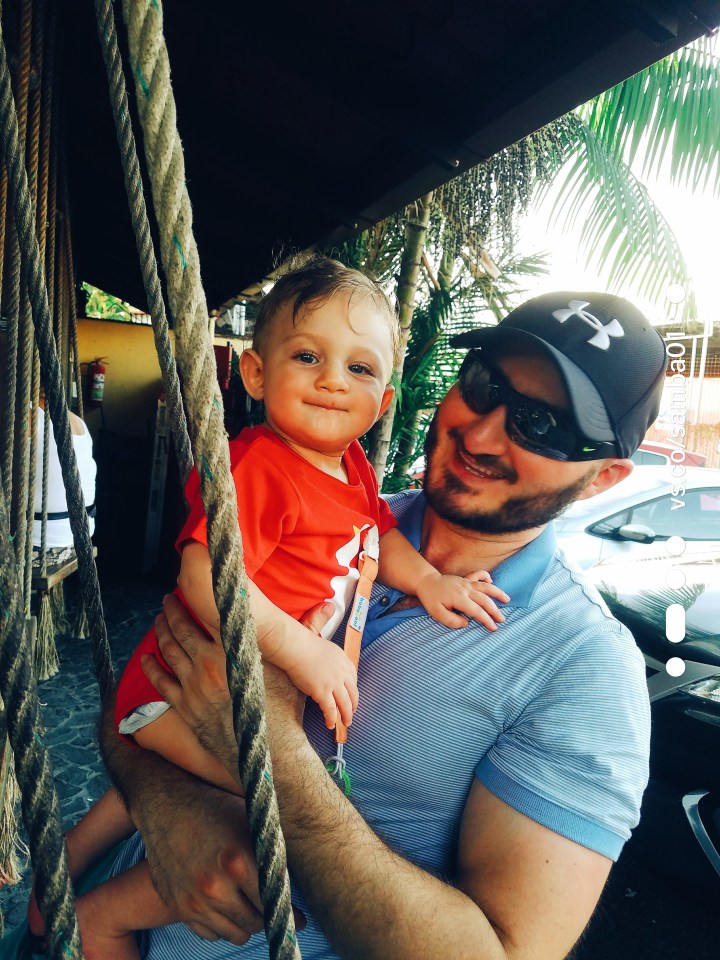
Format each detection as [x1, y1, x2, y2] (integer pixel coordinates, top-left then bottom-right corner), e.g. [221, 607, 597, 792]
[476, 622, 650, 861]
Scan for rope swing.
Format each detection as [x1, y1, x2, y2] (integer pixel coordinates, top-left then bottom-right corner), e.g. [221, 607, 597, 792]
[0, 0, 299, 954]
[115, 1, 300, 954]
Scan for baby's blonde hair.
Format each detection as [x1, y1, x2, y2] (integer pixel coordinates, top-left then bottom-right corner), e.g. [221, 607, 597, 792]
[253, 256, 400, 371]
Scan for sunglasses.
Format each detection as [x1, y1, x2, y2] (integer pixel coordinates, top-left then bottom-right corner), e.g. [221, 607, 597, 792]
[457, 351, 618, 462]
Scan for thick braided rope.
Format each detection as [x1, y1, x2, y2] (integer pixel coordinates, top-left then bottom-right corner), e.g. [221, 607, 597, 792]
[0, 490, 82, 960]
[22, 0, 47, 611]
[1, 220, 19, 506]
[36, 7, 58, 578]
[0, 163, 7, 300]
[9, 0, 33, 578]
[34, 1, 55, 576]
[61, 195, 85, 420]
[94, 0, 192, 482]
[0, 19, 114, 702]
[120, 3, 299, 956]
[60, 159, 83, 418]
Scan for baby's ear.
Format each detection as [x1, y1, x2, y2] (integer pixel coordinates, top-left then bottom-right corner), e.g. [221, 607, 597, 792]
[239, 349, 265, 400]
[377, 384, 395, 419]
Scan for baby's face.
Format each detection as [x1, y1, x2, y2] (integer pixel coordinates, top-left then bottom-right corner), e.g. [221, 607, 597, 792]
[250, 291, 395, 461]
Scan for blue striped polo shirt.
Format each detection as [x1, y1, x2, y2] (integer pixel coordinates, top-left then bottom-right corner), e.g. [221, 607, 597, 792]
[117, 490, 650, 960]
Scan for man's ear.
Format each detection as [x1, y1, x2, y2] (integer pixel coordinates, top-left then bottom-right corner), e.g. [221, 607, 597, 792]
[377, 384, 395, 420]
[577, 459, 634, 502]
[240, 349, 265, 401]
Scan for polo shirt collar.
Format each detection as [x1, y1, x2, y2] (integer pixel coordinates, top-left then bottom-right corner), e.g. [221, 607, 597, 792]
[397, 491, 558, 610]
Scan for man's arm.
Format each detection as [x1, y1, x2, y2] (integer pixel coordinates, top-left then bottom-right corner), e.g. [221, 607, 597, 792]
[149, 595, 611, 960]
[99, 689, 264, 945]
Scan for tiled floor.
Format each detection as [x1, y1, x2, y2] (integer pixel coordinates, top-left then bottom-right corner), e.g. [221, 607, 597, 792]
[0, 576, 165, 933]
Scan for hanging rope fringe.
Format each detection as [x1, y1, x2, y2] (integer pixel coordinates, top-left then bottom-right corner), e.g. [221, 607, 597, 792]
[113, 1, 299, 955]
[72, 598, 88, 641]
[49, 581, 69, 637]
[34, 592, 59, 681]
[0, 715, 25, 889]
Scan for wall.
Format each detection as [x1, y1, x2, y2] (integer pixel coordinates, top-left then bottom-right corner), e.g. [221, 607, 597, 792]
[77, 318, 170, 438]
[74, 320, 249, 578]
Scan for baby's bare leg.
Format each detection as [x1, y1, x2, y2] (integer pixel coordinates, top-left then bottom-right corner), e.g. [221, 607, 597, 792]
[133, 706, 243, 796]
[29, 787, 135, 937]
[74, 859, 176, 960]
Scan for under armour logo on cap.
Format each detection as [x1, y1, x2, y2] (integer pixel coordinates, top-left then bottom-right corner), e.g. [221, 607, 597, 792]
[552, 300, 625, 350]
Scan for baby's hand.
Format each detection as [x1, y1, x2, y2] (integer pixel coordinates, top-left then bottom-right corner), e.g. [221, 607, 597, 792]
[285, 633, 359, 730]
[416, 570, 509, 630]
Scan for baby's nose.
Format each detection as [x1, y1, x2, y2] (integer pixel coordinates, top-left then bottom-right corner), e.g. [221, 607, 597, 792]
[316, 361, 349, 391]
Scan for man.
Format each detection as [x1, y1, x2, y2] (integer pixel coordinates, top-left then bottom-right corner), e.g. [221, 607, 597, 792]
[102, 291, 667, 959]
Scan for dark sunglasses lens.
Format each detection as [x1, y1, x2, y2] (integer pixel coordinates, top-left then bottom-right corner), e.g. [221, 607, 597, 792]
[511, 404, 575, 459]
[459, 359, 495, 414]
[458, 354, 602, 460]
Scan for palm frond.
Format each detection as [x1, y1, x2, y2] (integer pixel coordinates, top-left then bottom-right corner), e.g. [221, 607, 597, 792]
[581, 37, 720, 197]
[541, 121, 696, 317]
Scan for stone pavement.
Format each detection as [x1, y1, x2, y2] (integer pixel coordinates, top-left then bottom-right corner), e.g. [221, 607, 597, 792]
[0, 576, 166, 933]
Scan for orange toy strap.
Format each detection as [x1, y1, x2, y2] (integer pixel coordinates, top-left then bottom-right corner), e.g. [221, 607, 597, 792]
[335, 537, 379, 746]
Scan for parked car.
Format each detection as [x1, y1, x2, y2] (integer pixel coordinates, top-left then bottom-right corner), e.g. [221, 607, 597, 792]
[555, 467, 720, 570]
[631, 440, 707, 468]
[588, 551, 720, 896]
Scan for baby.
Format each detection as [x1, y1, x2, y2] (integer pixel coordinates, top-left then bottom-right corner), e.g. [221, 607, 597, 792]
[28, 258, 508, 957]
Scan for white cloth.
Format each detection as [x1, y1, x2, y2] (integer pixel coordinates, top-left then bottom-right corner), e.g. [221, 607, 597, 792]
[32, 407, 97, 549]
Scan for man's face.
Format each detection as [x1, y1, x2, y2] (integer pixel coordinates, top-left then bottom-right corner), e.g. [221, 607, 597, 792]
[423, 349, 601, 533]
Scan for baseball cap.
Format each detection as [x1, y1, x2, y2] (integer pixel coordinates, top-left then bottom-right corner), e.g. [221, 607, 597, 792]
[450, 292, 667, 458]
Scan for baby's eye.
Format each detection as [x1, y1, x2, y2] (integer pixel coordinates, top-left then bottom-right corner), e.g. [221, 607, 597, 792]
[348, 362, 375, 376]
[293, 351, 318, 365]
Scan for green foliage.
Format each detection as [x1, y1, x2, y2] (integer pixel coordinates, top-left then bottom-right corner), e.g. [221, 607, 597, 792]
[82, 282, 134, 322]
[536, 37, 720, 320]
[326, 37, 720, 486]
[583, 37, 720, 196]
[432, 115, 577, 252]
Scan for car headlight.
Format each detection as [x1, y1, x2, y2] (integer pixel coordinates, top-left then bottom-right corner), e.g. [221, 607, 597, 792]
[682, 676, 720, 704]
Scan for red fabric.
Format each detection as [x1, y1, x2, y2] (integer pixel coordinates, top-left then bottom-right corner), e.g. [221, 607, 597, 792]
[113, 589, 206, 743]
[115, 425, 396, 739]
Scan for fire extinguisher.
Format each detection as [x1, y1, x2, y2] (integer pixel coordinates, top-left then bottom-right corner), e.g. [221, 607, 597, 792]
[87, 358, 108, 406]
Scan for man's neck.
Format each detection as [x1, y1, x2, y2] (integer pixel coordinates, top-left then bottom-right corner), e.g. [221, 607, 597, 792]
[419, 505, 545, 576]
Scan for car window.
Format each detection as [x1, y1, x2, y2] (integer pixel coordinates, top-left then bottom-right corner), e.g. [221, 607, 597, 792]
[628, 489, 720, 541]
[630, 450, 667, 466]
[588, 509, 632, 536]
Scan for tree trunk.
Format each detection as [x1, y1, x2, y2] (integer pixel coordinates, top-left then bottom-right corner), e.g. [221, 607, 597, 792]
[368, 192, 433, 485]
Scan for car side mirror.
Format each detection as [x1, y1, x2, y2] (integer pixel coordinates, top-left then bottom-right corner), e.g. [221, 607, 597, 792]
[616, 523, 656, 544]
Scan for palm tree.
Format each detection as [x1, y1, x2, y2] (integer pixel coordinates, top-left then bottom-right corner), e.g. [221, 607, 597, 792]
[329, 36, 720, 486]
[535, 35, 720, 318]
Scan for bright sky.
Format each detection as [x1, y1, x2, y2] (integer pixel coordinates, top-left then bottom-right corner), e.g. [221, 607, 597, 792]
[517, 171, 720, 328]
[515, 34, 720, 329]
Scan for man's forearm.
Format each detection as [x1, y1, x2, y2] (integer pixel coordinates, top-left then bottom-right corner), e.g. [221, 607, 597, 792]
[271, 722, 507, 960]
[99, 689, 264, 942]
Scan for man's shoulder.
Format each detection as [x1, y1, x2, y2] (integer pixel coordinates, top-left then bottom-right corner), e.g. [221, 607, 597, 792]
[384, 489, 423, 520]
[536, 548, 646, 673]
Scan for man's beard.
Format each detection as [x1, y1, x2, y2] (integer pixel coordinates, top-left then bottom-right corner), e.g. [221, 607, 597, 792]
[422, 418, 596, 534]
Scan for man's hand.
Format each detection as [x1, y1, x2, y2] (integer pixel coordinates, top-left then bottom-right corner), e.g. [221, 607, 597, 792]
[144, 595, 237, 771]
[99, 692, 265, 944]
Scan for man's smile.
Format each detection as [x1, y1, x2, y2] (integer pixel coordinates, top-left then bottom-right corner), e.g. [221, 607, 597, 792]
[450, 431, 515, 483]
